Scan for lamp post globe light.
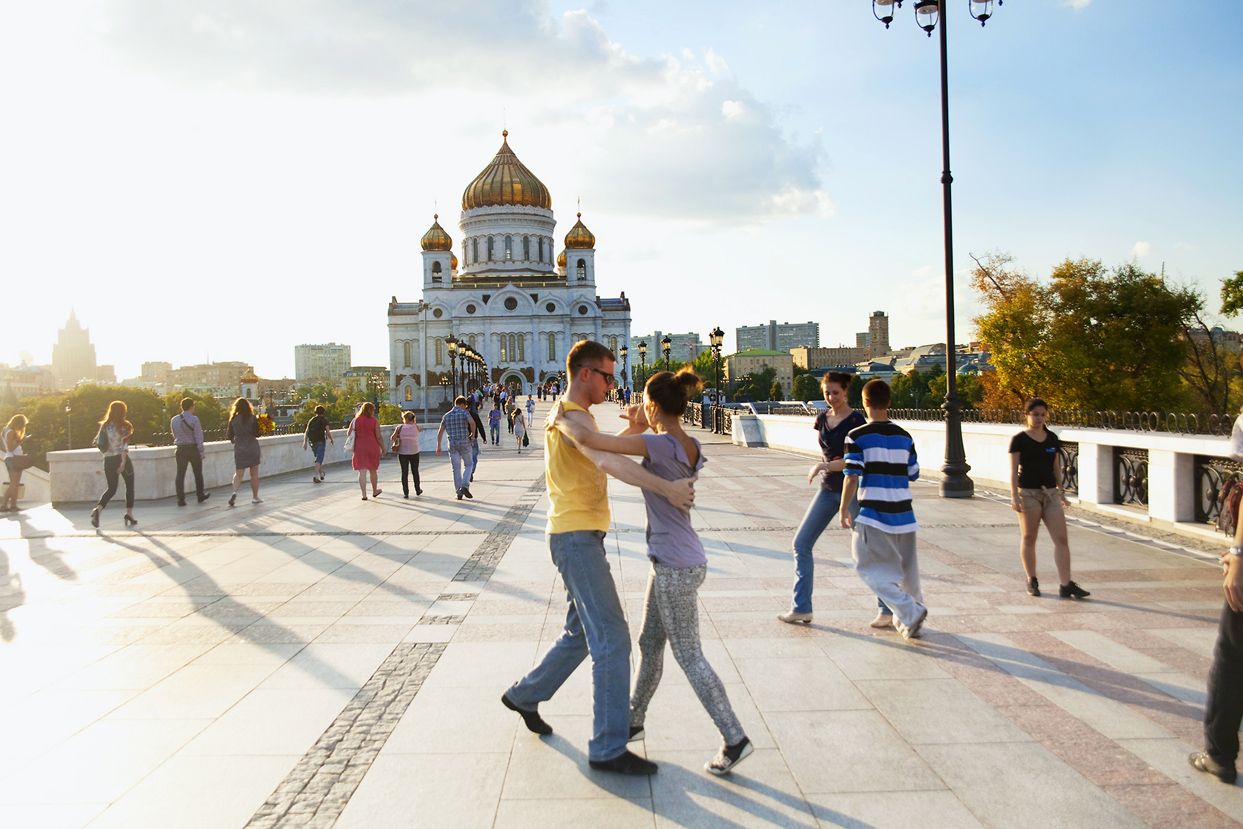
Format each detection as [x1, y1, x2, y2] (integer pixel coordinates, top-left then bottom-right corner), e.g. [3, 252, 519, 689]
[660, 334, 672, 372]
[618, 343, 628, 393]
[872, 0, 999, 499]
[709, 326, 724, 405]
[446, 335, 459, 399]
[637, 341, 647, 391]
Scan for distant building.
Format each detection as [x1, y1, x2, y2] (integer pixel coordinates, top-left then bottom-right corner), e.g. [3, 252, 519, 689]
[142, 362, 172, 383]
[790, 345, 868, 370]
[170, 361, 252, 390]
[866, 311, 890, 359]
[736, 320, 820, 352]
[51, 309, 102, 390]
[0, 364, 54, 403]
[343, 366, 391, 397]
[295, 343, 352, 384]
[893, 344, 948, 375]
[1184, 325, 1243, 353]
[629, 331, 709, 365]
[724, 349, 794, 397]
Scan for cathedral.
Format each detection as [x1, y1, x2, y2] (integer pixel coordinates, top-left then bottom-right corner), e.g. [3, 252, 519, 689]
[387, 131, 632, 408]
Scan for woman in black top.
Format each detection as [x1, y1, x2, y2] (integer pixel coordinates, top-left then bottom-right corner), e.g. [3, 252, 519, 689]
[1009, 399, 1088, 599]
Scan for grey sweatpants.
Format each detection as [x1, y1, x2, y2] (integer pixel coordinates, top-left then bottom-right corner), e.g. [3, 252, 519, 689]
[851, 523, 925, 627]
[630, 561, 745, 746]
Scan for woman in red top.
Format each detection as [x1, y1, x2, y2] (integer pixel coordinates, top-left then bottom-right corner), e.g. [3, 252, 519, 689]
[349, 402, 385, 500]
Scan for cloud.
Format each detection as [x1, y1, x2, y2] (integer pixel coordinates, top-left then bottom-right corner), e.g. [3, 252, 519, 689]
[1132, 241, 1152, 257]
[100, 0, 829, 223]
[1063, 0, 1092, 9]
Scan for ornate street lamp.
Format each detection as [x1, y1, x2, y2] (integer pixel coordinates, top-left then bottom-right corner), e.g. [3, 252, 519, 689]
[710, 326, 724, 406]
[661, 334, 672, 371]
[637, 341, 647, 390]
[872, 0, 998, 499]
[619, 343, 628, 391]
[65, 404, 72, 450]
[446, 335, 459, 398]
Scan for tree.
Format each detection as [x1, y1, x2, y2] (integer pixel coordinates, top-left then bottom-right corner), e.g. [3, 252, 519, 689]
[927, 372, 984, 409]
[1220, 269, 1243, 317]
[732, 367, 776, 402]
[162, 390, 227, 432]
[769, 381, 784, 401]
[792, 374, 821, 401]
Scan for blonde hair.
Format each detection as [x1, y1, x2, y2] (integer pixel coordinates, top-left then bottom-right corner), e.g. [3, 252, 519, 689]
[4, 414, 27, 440]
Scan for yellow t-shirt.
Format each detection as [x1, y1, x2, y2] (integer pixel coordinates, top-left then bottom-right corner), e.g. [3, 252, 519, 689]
[546, 400, 610, 534]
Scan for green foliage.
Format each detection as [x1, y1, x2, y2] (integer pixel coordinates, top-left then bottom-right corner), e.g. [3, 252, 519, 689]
[769, 381, 784, 401]
[161, 390, 227, 432]
[1220, 270, 1243, 317]
[730, 367, 776, 402]
[927, 372, 985, 409]
[792, 373, 821, 402]
[0, 384, 165, 468]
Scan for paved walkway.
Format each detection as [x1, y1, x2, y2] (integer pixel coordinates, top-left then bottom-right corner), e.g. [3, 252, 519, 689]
[1, 404, 1240, 828]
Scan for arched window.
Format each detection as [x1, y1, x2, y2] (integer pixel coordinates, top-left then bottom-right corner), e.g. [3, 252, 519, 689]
[537, 237, 544, 262]
[472, 238, 479, 262]
[576, 259, 587, 282]
[487, 236, 494, 261]
[517, 334, 525, 361]
[435, 338, 443, 365]
[468, 334, 476, 349]
[403, 342, 413, 368]
[404, 386, 413, 402]
[500, 335, 508, 362]
[505, 235, 513, 260]
[548, 332, 556, 362]
[431, 261, 442, 283]
[523, 236, 530, 260]
[610, 336, 617, 354]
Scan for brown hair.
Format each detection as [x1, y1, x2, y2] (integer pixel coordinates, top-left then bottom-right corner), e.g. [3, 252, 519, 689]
[455, 396, 468, 406]
[180, 397, 195, 411]
[360, 401, 376, 418]
[314, 405, 326, 416]
[823, 371, 853, 391]
[402, 410, 417, 422]
[4, 414, 27, 440]
[567, 339, 615, 374]
[862, 379, 891, 409]
[1023, 398, 1048, 414]
[100, 401, 133, 436]
[644, 368, 702, 417]
[229, 397, 253, 421]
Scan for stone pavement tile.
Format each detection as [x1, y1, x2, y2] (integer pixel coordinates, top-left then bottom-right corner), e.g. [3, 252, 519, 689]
[635, 680, 773, 751]
[857, 678, 1032, 745]
[84, 754, 301, 829]
[765, 710, 945, 794]
[226, 621, 331, 646]
[454, 621, 546, 642]
[495, 797, 655, 829]
[500, 715, 655, 801]
[0, 804, 106, 829]
[915, 741, 1146, 828]
[419, 641, 540, 690]
[646, 748, 814, 828]
[809, 790, 984, 829]
[0, 717, 210, 805]
[312, 622, 414, 644]
[401, 624, 458, 643]
[1104, 783, 1243, 829]
[721, 637, 823, 660]
[334, 753, 511, 829]
[734, 656, 871, 712]
[1118, 737, 1243, 823]
[250, 642, 399, 690]
[1051, 629, 1178, 673]
[180, 688, 351, 756]
[105, 661, 280, 720]
[1151, 626, 1219, 658]
[385, 685, 520, 754]
[48, 642, 216, 691]
[0, 689, 138, 760]
[193, 643, 305, 667]
[814, 631, 951, 681]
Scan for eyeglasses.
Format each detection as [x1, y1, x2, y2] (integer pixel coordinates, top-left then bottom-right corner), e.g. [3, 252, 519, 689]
[586, 367, 617, 387]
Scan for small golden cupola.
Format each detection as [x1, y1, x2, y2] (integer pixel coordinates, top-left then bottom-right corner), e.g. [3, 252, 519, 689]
[564, 213, 595, 249]
[450, 250, 459, 270]
[421, 214, 452, 251]
[556, 249, 567, 269]
[461, 131, 552, 210]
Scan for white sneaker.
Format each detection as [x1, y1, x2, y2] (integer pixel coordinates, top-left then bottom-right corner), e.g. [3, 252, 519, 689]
[870, 611, 894, 629]
[251, 498, 263, 504]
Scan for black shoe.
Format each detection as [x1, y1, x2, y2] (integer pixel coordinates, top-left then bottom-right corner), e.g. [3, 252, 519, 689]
[589, 750, 658, 776]
[1059, 581, 1090, 599]
[198, 493, 211, 503]
[502, 693, 552, 735]
[416, 488, 423, 496]
[706, 737, 754, 775]
[228, 493, 237, 507]
[1190, 751, 1238, 783]
[461, 488, 473, 499]
[628, 725, 645, 742]
[456, 489, 464, 501]
[90, 507, 100, 528]
[177, 501, 187, 507]
[1027, 577, 1040, 597]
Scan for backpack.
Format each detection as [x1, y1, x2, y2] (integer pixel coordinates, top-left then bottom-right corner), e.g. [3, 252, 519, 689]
[1218, 476, 1243, 537]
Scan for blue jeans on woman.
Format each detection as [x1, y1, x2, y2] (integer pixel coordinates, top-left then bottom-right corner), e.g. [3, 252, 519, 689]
[790, 487, 864, 615]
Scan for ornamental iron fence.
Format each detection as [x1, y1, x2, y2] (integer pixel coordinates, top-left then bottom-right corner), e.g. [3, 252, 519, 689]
[1059, 442, 1079, 496]
[885, 408, 1236, 436]
[1113, 447, 1149, 508]
[1195, 455, 1243, 526]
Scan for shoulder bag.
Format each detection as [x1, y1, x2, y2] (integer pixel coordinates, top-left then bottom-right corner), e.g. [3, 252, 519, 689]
[390, 425, 403, 452]
[343, 423, 356, 453]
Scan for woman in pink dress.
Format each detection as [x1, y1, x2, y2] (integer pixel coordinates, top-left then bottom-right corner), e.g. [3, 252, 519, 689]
[348, 402, 385, 500]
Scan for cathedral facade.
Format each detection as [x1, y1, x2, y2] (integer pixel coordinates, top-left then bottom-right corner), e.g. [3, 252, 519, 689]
[387, 131, 631, 408]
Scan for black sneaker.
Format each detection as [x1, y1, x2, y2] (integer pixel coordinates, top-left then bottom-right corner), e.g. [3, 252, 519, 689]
[1190, 751, 1238, 783]
[706, 737, 754, 775]
[198, 494, 211, 503]
[177, 501, 187, 507]
[589, 750, 658, 775]
[501, 693, 553, 735]
[1027, 577, 1040, 597]
[1059, 581, 1090, 599]
[461, 488, 473, 499]
[456, 489, 464, 501]
[628, 725, 645, 742]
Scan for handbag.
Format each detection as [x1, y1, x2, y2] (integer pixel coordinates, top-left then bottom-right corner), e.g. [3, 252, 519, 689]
[343, 426, 356, 453]
[390, 425, 403, 452]
[12, 455, 34, 470]
[95, 426, 108, 453]
[523, 432, 529, 448]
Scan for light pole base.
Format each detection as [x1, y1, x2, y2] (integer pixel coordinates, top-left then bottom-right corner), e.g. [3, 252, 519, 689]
[939, 470, 974, 498]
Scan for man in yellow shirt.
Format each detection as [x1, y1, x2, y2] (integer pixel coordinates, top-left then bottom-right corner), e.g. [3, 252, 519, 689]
[503, 340, 695, 775]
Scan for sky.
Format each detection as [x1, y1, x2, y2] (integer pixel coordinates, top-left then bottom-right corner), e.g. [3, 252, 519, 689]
[2, 0, 1241, 380]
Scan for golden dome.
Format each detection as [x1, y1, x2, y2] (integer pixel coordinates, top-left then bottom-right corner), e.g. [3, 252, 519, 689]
[556, 249, 567, 269]
[461, 131, 552, 210]
[564, 213, 595, 249]
[450, 250, 459, 270]
[420, 214, 452, 251]
[240, 366, 259, 383]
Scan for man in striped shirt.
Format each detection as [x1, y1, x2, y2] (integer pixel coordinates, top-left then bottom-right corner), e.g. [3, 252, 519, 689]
[840, 379, 927, 640]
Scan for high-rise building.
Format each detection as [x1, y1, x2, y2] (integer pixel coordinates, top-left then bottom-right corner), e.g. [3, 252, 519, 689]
[867, 311, 890, 359]
[295, 343, 352, 384]
[141, 362, 172, 383]
[736, 320, 820, 352]
[628, 332, 708, 365]
[51, 309, 100, 390]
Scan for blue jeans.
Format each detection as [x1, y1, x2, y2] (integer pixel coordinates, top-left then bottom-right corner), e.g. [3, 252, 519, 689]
[490, 423, 500, 444]
[507, 530, 631, 762]
[470, 439, 480, 477]
[448, 442, 471, 490]
[790, 487, 861, 614]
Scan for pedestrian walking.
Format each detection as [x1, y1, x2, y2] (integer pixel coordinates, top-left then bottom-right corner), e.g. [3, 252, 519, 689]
[840, 379, 927, 641]
[303, 405, 334, 483]
[513, 406, 527, 454]
[506, 402, 515, 434]
[1010, 398, 1089, 599]
[501, 341, 696, 777]
[172, 397, 210, 506]
[436, 396, 476, 500]
[548, 368, 753, 774]
[90, 401, 137, 528]
[489, 403, 502, 445]
[393, 410, 422, 498]
[1, 414, 31, 513]
[349, 401, 385, 500]
[226, 398, 262, 506]
[525, 394, 535, 423]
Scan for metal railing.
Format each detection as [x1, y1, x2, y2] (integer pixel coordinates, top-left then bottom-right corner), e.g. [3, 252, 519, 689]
[1195, 455, 1243, 525]
[1114, 447, 1149, 507]
[142, 420, 350, 447]
[1059, 442, 1079, 496]
[884, 408, 1237, 436]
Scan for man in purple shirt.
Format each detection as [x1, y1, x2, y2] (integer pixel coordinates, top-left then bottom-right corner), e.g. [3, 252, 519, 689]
[172, 398, 209, 506]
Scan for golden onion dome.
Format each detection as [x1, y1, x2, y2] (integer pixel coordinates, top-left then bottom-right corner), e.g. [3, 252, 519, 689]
[420, 214, 452, 251]
[564, 212, 595, 249]
[556, 248, 567, 269]
[450, 250, 459, 270]
[461, 131, 552, 210]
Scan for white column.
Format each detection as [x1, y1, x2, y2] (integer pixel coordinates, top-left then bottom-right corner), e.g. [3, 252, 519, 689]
[1148, 449, 1194, 523]
[1076, 442, 1114, 507]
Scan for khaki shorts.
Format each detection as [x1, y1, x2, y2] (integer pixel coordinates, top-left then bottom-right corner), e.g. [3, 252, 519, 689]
[1019, 487, 1064, 516]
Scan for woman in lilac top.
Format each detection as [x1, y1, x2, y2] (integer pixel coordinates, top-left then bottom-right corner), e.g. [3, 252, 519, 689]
[550, 368, 753, 776]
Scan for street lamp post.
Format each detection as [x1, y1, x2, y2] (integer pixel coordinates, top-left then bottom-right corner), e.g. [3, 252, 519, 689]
[65, 405, 72, 450]
[661, 334, 672, 372]
[710, 326, 724, 406]
[619, 343, 628, 395]
[873, 0, 997, 499]
[637, 341, 647, 392]
[446, 335, 459, 399]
